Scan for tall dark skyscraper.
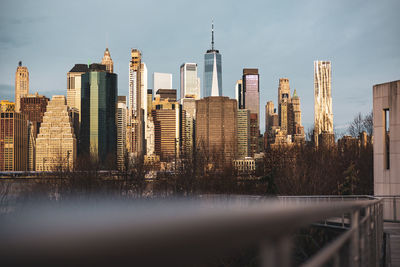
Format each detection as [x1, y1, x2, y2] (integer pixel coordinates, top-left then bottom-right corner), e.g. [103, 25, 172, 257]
[80, 64, 117, 166]
[241, 68, 260, 155]
[203, 21, 222, 97]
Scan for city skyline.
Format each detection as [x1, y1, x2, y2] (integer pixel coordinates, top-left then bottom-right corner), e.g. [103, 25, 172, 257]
[0, 0, 399, 133]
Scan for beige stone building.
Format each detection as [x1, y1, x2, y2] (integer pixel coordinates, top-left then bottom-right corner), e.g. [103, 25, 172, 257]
[15, 61, 29, 112]
[36, 95, 76, 171]
[196, 96, 237, 166]
[373, 80, 400, 196]
[265, 79, 304, 147]
[101, 47, 114, 73]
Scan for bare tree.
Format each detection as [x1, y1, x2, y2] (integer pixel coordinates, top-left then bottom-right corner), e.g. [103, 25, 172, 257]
[363, 111, 373, 136]
[348, 113, 364, 137]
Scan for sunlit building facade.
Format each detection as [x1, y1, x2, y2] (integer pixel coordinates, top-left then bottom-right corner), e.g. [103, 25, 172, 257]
[180, 63, 200, 100]
[35, 96, 76, 171]
[15, 61, 29, 112]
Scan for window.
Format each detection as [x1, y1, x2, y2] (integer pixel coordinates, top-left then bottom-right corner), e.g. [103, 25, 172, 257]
[384, 109, 390, 169]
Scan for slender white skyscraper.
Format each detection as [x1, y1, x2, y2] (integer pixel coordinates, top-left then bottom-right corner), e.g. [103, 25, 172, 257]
[314, 60, 333, 135]
[180, 63, 200, 100]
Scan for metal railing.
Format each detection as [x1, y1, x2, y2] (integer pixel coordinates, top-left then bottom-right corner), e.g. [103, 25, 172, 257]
[375, 195, 400, 222]
[0, 196, 384, 267]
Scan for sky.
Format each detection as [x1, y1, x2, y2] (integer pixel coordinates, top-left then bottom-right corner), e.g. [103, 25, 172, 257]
[0, 0, 399, 133]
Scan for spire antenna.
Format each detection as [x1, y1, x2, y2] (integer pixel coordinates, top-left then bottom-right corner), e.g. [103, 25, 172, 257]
[211, 19, 214, 50]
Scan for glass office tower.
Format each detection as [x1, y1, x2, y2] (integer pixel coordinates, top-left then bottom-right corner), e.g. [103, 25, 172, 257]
[203, 22, 222, 97]
[81, 64, 117, 166]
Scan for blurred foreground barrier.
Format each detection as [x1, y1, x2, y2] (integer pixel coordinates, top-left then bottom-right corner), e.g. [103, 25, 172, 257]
[0, 196, 383, 267]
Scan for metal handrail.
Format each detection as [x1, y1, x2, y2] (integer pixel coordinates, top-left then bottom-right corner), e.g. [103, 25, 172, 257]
[0, 196, 384, 267]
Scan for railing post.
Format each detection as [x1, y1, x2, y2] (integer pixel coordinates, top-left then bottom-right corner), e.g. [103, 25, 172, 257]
[350, 210, 360, 267]
[394, 197, 397, 221]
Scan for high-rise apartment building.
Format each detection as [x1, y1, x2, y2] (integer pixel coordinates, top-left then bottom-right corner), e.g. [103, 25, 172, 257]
[81, 64, 117, 166]
[314, 61, 333, 137]
[15, 61, 29, 112]
[180, 63, 200, 100]
[20, 93, 49, 171]
[237, 109, 250, 159]
[0, 102, 28, 171]
[117, 96, 127, 170]
[196, 97, 237, 166]
[101, 47, 114, 73]
[35, 96, 76, 171]
[203, 22, 222, 97]
[67, 64, 89, 125]
[151, 96, 183, 161]
[128, 49, 145, 159]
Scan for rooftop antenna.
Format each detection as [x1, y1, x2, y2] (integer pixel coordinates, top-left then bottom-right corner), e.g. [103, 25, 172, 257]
[106, 32, 109, 49]
[211, 19, 214, 50]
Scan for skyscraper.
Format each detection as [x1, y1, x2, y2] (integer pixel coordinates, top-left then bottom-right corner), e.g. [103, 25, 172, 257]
[196, 97, 237, 167]
[101, 47, 114, 73]
[237, 109, 250, 159]
[314, 61, 333, 145]
[0, 102, 28, 171]
[15, 61, 29, 112]
[180, 63, 200, 100]
[35, 95, 76, 171]
[203, 22, 222, 97]
[242, 69, 260, 155]
[117, 96, 127, 170]
[20, 93, 49, 170]
[278, 78, 290, 133]
[81, 64, 117, 166]
[67, 64, 89, 124]
[128, 49, 145, 158]
[151, 96, 183, 161]
[153, 72, 172, 92]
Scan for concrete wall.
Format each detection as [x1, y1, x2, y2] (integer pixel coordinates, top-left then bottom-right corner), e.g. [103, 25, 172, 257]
[373, 80, 400, 195]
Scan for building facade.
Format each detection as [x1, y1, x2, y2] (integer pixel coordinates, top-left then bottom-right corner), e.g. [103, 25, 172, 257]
[203, 22, 222, 97]
[265, 78, 305, 147]
[235, 79, 243, 109]
[180, 63, 200, 100]
[237, 109, 250, 159]
[117, 96, 127, 170]
[196, 97, 237, 166]
[35, 95, 76, 171]
[373, 80, 400, 197]
[15, 61, 29, 112]
[153, 72, 172, 92]
[151, 97, 183, 161]
[128, 49, 145, 159]
[101, 47, 114, 73]
[67, 64, 89, 125]
[314, 60, 333, 145]
[20, 93, 49, 171]
[81, 64, 117, 166]
[0, 104, 28, 171]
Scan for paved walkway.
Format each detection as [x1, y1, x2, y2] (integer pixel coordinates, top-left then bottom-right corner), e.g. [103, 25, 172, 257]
[384, 222, 400, 267]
